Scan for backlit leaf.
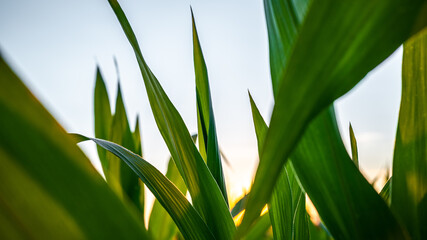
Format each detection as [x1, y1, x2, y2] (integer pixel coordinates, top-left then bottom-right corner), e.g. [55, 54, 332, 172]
[107, 1, 236, 238]
[242, 0, 427, 231]
[94, 67, 112, 173]
[349, 123, 359, 168]
[0, 56, 147, 239]
[75, 135, 215, 240]
[391, 28, 427, 240]
[192, 11, 228, 203]
[291, 106, 407, 239]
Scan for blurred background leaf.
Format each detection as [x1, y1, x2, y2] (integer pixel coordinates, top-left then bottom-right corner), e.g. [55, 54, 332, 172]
[391, 28, 427, 240]
[0, 55, 148, 239]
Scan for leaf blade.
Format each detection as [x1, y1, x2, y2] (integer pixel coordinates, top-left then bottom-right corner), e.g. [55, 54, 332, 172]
[192, 12, 228, 203]
[391, 28, 427, 240]
[291, 106, 407, 239]
[148, 157, 187, 240]
[0, 56, 147, 239]
[349, 123, 359, 168]
[94, 67, 112, 173]
[242, 0, 427, 231]
[249, 93, 308, 240]
[77, 135, 216, 240]
[107, 1, 236, 238]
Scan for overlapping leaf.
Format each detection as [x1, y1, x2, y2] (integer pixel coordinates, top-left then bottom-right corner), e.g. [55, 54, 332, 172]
[94, 67, 144, 220]
[249, 93, 308, 240]
[192, 11, 228, 203]
[148, 157, 187, 240]
[380, 177, 392, 206]
[94, 67, 112, 172]
[245, 213, 272, 240]
[241, 0, 427, 230]
[0, 56, 147, 239]
[148, 134, 196, 240]
[290, 106, 407, 239]
[391, 28, 427, 240]
[108, 84, 143, 217]
[231, 194, 248, 218]
[75, 135, 215, 240]
[107, 1, 235, 238]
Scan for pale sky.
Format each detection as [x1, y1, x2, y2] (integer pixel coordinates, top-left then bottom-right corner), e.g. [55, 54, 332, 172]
[0, 0, 401, 197]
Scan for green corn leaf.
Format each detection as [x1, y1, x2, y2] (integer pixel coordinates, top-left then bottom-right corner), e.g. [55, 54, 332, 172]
[0, 56, 147, 239]
[264, 0, 309, 97]
[94, 67, 112, 173]
[248, 93, 268, 155]
[245, 213, 272, 240]
[269, 168, 293, 240]
[292, 192, 309, 240]
[132, 115, 145, 221]
[308, 221, 333, 240]
[249, 92, 308, 240]
[133, 115, 143, 156]
[148, 137, 196, 240]
[192, 11, 228, 203]
[232, 194, 248, 218]
[349, 123, 359, 168]
[148, 157, 187, 240]
[380, 177, 391, 206]
[391, 29, 427, 240]
[290, 106, 408, 239]
[107, 1, 236, 238]
[75, 134, 215, 240]
[241, 0, 427, 231]
[107, 83, 144, 220]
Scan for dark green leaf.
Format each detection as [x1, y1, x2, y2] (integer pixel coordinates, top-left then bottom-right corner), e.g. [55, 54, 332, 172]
[250, 92, 308, 240]
[76, 135, 215, 240]
[391, 28, 427, 240]
[293, 192, 309, 240]
[148, 157, 187, 240]
[133, 115, 143, 156]
[94, 67, 112, 173]
[269, 168, 293, 240]
[133, 115, 145, 221]
[245, 213, 272, 240]
[192, 11, 228, 203]
[107, 1, 236, 238]
[0, 56, 147, 239]
[349, 123, 359, 168]
[107, 83, 143, 220]
[242, 0, 427, 231]
[380, 177, 391, 206]
[309, 221, 333, 240]
[148, 135, 196, 240]
[232, 194, 248, 218]
[290, 106, 407, 239]
[248, 93, 268, 155]
[264, 0, 309, 96]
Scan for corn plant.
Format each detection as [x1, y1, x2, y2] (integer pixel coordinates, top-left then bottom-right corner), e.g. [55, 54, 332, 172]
[0, 0, 426, 239]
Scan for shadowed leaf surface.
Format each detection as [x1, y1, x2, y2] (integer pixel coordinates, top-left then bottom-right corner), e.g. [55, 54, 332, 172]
[250, 93, 308, 240]
[0, 56, 148, 239]
[290, 106, 407, 239]
[192, 12, 228, 203]
[94, 67, 112, 173]
[241, 0, 427, 231]
[75, 135, 215, 240]
[148, 157, 187, 240]
[391, 28, 427, 240]
[107, 2, 236, 238]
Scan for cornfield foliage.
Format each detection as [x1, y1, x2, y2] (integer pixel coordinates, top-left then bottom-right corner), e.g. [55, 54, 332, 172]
[0, 0, 426, 239]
